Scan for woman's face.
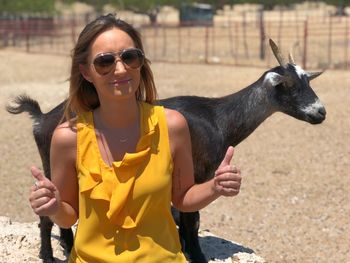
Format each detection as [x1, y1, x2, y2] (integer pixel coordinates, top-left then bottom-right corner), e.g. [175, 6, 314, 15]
[81, 27, 142, 102]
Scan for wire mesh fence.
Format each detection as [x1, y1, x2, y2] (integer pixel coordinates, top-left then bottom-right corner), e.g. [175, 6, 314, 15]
[0, 12, 349, 70]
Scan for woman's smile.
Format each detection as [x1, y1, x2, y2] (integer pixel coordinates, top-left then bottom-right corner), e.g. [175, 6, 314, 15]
[110, 78, 132, 87]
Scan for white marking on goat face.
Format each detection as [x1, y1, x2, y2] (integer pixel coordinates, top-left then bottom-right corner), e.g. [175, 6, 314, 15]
[301, 99, 324, 114]
[263, 72, 284, 87]
[294, 65, 306, 79]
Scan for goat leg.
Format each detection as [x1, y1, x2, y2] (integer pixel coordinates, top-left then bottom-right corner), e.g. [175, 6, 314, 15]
[39, 216, 55, 263]
[59, 227, 74, 254]
[180, 211, 207, 263]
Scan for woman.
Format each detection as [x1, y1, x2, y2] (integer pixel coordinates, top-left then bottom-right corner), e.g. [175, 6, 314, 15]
[29, 14, 242, 262]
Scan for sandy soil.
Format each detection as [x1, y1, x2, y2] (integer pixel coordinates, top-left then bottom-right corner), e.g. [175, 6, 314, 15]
[0, 50, 349, 263]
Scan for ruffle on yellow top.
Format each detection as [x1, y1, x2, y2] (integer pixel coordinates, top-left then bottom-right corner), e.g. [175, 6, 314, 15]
[76, 103, 159, 230]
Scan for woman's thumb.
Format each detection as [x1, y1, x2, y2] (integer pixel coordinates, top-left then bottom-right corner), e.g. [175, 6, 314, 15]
[30, 166, 46, 182]
[219, 146, 234, 168]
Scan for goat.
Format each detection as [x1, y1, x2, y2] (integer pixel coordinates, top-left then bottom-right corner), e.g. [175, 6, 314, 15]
[6, 39, 326, 263]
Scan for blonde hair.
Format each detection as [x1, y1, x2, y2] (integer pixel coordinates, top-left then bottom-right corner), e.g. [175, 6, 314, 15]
[63, 14, 157, 123]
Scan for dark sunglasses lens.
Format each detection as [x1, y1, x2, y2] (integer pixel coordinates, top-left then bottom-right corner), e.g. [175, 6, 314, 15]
[93, 54, 115, 75]
[121, 49, 144, 69]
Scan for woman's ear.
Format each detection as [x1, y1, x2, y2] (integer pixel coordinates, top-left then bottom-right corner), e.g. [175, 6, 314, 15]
[79, 64, 93, 83]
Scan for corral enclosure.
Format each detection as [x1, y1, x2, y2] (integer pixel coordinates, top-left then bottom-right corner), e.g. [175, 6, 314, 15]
[0, 3, 350, 263]
[0, 2, 350, 69]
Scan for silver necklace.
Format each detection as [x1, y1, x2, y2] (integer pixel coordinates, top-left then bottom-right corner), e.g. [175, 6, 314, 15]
[99, 131, 113, 166]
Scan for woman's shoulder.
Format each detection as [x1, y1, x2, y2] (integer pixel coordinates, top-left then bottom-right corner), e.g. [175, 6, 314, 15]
[51, 121, 77, 150]
[164, 108, 189, 137]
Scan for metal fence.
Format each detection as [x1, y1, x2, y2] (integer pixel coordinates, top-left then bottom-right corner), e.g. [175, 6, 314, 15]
[0, 13, 349, 70]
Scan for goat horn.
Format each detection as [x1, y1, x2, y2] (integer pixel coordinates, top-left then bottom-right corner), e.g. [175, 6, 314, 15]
[269, 38, 286, 67]
[288, 52, 296, 65]
[307, 71, 323, 81]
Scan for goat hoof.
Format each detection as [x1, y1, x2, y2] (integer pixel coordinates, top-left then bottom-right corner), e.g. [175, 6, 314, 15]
[42, 257, 55, 263]
[39, 252, 55, 263]
[186, 252, 207, 263]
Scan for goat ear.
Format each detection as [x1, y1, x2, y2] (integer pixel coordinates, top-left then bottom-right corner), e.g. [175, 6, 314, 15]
[307, 71, 323, 81]
[264, 72, 285, 87]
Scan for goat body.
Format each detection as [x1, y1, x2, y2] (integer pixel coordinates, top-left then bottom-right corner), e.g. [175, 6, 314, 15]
[6, 62, 326, 262]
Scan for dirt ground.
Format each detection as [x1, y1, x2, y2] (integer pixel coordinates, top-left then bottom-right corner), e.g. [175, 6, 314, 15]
[0, 49, 349, 263]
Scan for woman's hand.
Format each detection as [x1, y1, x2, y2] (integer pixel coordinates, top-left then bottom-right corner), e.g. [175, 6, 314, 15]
[213, 146, 242, 197]
[29, 166, 61, 216]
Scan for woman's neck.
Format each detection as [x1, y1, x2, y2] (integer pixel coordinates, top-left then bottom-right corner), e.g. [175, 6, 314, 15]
[95, 99, 140, 130]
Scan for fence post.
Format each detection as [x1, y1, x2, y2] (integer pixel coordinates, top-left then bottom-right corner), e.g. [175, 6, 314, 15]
[187, 26, 191, 54]
[277, 9, 284, 49]
[302, 19, 308, 69]
[211, 26, 215, 58]
[22, 17, 30, 53]
[345, 17, 349, 70]
[259, 8, 265, 60]
[266, 21, 271, 68]
[328, 16, 333, 67]
[228, 16, 234, 57]
[235, 21, 239, 66]
[153, 25, 158, 60]
[205, 26, 209, 64]
[71, 14, 76, 45]
[242, 11, 249, 59]
[178, 26, 181, 63]
[162, 25, 166, 58]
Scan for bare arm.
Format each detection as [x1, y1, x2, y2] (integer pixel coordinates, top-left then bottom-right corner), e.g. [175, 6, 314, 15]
[29, 121, 78, 228]
[50, 122, 78, 228]
[166, 109, 242, 212]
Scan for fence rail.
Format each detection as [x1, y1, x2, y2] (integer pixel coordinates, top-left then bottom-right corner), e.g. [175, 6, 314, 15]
[0, 13, 349, 70]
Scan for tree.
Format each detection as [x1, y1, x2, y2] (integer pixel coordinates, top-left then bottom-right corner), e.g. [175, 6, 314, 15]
[78, 0, 111, 13]
[116, 0, 185, 25]
[0, 0, 56, 14]
[322, 0, 348, 16]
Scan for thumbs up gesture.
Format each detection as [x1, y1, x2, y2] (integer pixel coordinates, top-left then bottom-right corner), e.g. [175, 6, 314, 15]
[213, 146, 242, 197]
[29, 166, 61, 216]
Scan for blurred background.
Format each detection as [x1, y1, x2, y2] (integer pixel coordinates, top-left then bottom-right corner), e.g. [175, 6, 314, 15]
[1, 0, 350, 69]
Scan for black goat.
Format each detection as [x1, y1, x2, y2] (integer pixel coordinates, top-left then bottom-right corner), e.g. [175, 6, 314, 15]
[6, 40, 326, 263]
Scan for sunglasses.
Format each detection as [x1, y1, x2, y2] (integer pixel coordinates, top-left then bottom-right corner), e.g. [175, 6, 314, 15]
[92, 48, 145, 75]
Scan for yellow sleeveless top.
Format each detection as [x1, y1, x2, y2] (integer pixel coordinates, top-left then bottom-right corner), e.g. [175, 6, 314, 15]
[69, 102, 186, 263]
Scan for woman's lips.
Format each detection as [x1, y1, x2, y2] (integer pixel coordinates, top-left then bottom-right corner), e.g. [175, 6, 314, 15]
[111, 79, 132, 86]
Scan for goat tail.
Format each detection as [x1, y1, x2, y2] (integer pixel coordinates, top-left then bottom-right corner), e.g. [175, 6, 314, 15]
[6, 94, 43, 121]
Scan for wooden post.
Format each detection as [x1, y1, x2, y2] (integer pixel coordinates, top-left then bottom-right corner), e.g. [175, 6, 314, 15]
[277, 9, 284, 49]
[153, 25, 158, 60]
[302, 19, 308, 69]
[23, 18, 30, 53]
[178, 26, 181, 63]
[228, 15, 234, 57]
[71, 14, 76, 46]
[266, 21, 271, 68]
[205, 26, 209, 64]
[242, 11, 249, 59]
[187, 26, 191, 54]
[328, 16, 333, 67]
[235, 21, 239, 66]
[162, 25, 166, 58]
[259, 8, 265, 60]
[212, 26, 215, 58]
[345, 17, 349, 70]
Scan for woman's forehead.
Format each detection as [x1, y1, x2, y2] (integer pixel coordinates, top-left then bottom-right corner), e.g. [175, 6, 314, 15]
[90, 28, 135, 54]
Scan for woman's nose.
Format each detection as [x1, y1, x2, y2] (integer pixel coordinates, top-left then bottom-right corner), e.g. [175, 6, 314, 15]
[114, 59, 127, 74]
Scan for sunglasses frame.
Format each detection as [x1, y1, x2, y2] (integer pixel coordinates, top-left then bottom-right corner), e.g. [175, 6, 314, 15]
[91, 48, 145, 75]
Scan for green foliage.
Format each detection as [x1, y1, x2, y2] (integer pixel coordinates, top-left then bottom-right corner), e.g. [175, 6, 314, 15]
[119, 0, 183, 13]
[322, 0, 348, 6]
[0, 0, 56, 14]
[78, 0, 110, 12]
